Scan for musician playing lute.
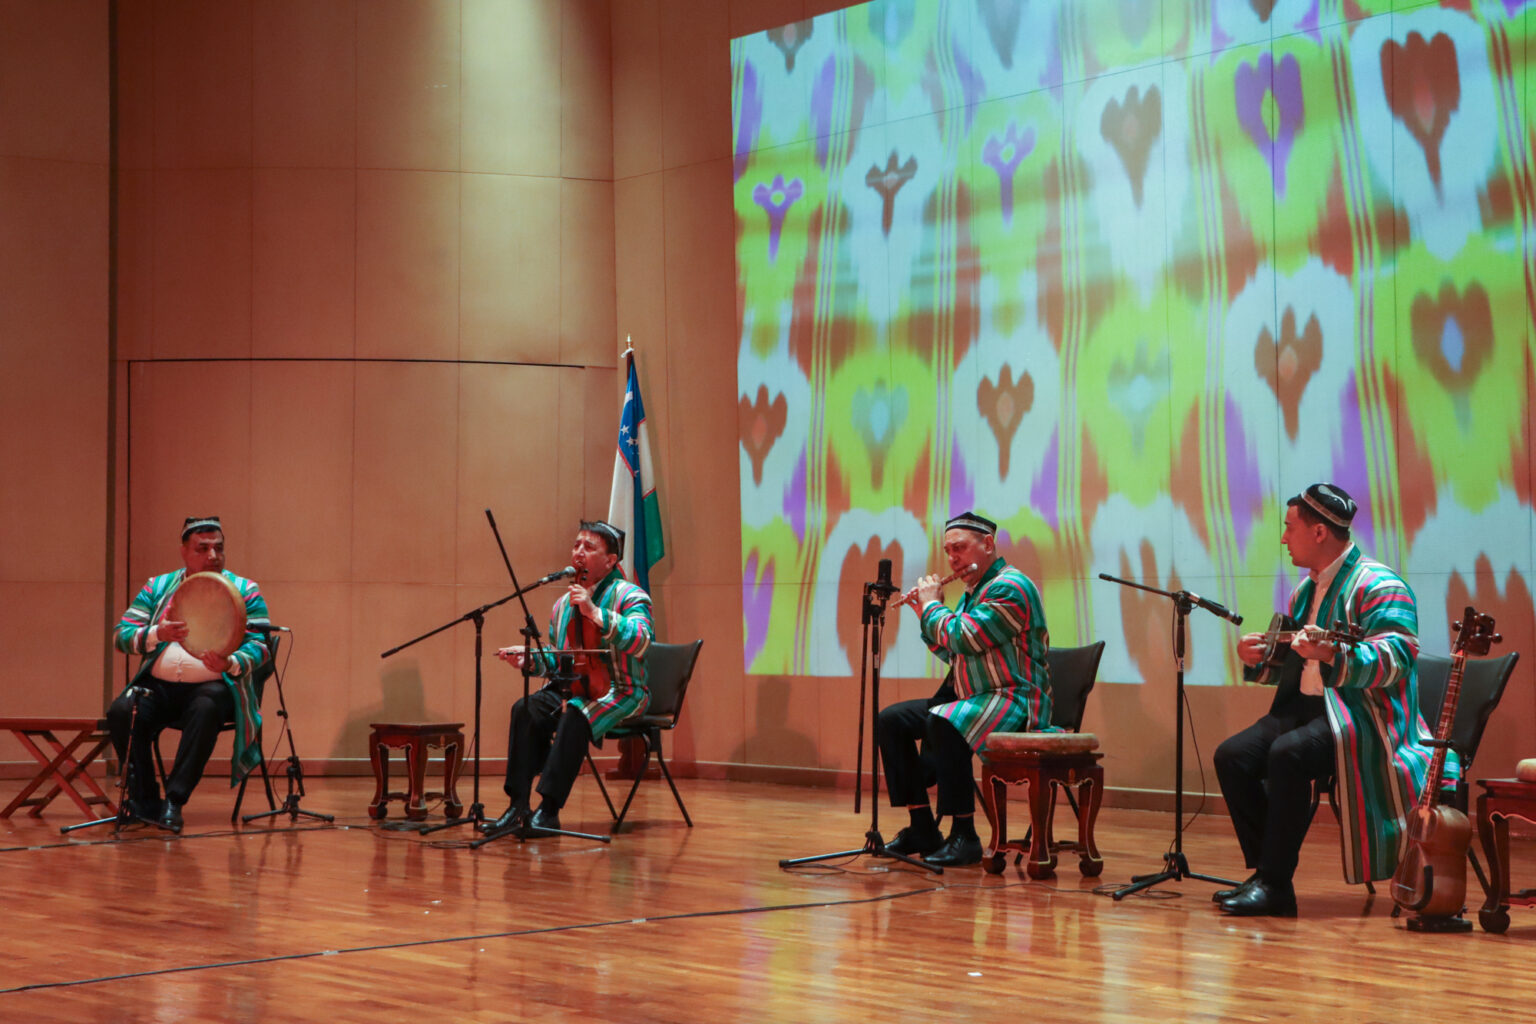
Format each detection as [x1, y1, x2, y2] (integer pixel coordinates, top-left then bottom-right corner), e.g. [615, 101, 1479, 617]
[1213, 483, 1446, 917]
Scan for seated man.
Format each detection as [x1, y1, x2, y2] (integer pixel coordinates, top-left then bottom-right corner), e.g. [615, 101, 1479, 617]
[108, 516, 270, 833]
[486, 519, 653, 835]
[878, 511, 1053, 866]
[1213, 483, 1442, 916]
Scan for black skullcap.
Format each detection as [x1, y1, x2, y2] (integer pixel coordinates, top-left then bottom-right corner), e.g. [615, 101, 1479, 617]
[181, 516, 222, 541]
[944, 510, 997, 536]
[581, 519, 626, 559]
[1297, 483, 1356, 529]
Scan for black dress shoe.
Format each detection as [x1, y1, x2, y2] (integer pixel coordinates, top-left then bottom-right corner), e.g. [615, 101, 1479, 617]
[157, 802, 184, 834]
[1212, 872, 1260, 903]
[125, 796, 165, 823]
[1219, 880, 1297, 917]
[924, 833, 983, 867]
[529, 807, 561, 833]
[480, 805, 529, 835]
[883, 826, 944, 857]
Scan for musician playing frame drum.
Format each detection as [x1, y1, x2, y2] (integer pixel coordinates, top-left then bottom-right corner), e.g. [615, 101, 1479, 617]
[108, 516, 271, 833]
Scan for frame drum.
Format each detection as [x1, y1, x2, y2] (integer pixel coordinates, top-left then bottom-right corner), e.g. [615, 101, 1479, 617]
[168, 571, 247, 658]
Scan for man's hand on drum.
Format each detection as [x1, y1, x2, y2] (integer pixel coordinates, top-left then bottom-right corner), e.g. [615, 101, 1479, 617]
[155, 619, 190, 644]
[199, 650, 232, 674]
[495, 645, 527, 669]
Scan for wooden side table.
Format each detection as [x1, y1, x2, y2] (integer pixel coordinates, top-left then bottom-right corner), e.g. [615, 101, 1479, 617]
[368, 723, 465, 822]
[1476, 777, 1536, 933]
[0, 718, 117, 819]
[978, 732, 1104, 879]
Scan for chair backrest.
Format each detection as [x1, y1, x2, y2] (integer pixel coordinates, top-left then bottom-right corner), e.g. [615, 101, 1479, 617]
[1416, 649, 1519, 774]
[645, 639, 704, 722]
[1045, 641, 1107, 731]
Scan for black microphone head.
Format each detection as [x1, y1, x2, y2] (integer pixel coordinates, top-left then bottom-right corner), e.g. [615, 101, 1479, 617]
[876, 558, 892, 587]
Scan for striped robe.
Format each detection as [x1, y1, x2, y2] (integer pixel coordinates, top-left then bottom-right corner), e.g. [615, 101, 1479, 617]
[1248, 545, 1446, 884]
[528, 567, 653, 740]
[918, 557, 1053, 750]
[112, 569, 270, 784]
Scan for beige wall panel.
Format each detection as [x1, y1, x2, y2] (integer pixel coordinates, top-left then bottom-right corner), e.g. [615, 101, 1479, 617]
[651, 582, 745, 765]
[351, 362, 458, 584]
[253, 0, 357, 169]
[610, 0, 662, 180]
[561, 0, 614, 181]
[152, 168, 253, 359]
[253, 168, 357, 358]
[455, 364, 568, 586]
[738, 675, 820, 769]
[114, 0, 154, 170]
[0, 157, 108, 583]
[0, 582, 109, 716]
[356, 169, 460, 360]
[613, 173, 666, 362]
[153, 0, 253, 169]
[659, 0, 731, 170]
[560, 178, 617, 366]
[248, 362, 356, 584]
[115, 168, 154, 361]
[573, 367, 619, 523]
[0, 0, 107, 163]
[343, 582, 460, 759]
[248, 579, 352, 756]
[661, 159, 739, 586]
[357, 0, 461, 172]
[461, 0, 561, 177]
[729, 0, 808, 38]
[458, 173, 559, 363]
[123, 361, 253, 587]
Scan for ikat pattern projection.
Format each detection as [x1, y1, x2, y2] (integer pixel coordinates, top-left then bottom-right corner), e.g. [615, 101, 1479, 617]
[733, 1, 1536, 685]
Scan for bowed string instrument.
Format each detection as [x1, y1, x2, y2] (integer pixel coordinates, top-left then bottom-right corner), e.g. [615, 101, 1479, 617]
[1390, 605, 1500, 928]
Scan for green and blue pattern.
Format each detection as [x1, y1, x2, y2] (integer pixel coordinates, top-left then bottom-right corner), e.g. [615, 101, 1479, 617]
[919, 558, 1053, 751]
[112, 569, 270, 784]
[529, 568, 653, 741]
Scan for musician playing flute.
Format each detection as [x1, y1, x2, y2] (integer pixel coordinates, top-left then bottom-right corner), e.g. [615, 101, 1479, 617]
[1213, 484, 1442, 916]
[877, 511, 1053, 867]
[107, 516, 270, 833]
[485, 519, 653, 835]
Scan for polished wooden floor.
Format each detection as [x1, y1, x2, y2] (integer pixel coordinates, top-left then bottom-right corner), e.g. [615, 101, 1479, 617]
[2, 773, 1533, 1023]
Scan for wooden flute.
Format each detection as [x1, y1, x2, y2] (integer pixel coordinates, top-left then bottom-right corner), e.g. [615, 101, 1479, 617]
[896, 563, 978, 608]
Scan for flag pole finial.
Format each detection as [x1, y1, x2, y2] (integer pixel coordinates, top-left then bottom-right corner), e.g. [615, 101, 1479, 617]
[622, 334, 634, 358]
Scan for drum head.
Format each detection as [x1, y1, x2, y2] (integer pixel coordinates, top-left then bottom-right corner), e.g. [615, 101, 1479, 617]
[169, 572, 246, 658]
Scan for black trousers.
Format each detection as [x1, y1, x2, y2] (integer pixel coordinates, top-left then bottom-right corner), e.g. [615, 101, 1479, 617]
[877, 687, 974, 818]
[502, 687, 595, 813]
[1213, 700, 1333, 886]
[107, 678, 235, 807]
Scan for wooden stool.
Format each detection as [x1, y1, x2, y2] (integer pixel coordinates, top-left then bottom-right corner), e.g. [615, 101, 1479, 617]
[0, 717, 116, 819]
[1476, 777, 1536, 933]
[979, 732, 1104, 879]
[368, 723, 465, 822]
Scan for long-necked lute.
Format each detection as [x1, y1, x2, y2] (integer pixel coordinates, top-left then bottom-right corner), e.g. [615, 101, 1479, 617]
[1389, 605, 1500, 918]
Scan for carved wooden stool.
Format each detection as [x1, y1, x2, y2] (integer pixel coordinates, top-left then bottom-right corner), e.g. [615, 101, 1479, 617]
[368, 722, 465, 822]
[979, 732, 1104, 879]
[1476, 777, 1536, 933]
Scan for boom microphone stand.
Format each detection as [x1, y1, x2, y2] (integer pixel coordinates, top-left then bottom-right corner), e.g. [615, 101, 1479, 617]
[243, 631, 333, 825]
[61, 685, 161, 836]
[780, 559, 940, 873]
[1099, 572, 1241, 899]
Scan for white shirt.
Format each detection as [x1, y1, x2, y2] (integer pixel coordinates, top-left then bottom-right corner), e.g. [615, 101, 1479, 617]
[148, 624, 223, 684]
[1299, 544, 1354, 697]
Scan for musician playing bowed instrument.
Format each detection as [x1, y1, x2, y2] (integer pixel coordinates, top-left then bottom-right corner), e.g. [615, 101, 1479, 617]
[877, 511, 1053, 867]
[107, 516, 271, 833]
[484, 520, 652, 835]
[1213, 484, 1443, 916]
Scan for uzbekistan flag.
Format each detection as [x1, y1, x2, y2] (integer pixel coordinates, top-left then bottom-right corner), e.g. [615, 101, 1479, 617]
[609, 349, 664, 591]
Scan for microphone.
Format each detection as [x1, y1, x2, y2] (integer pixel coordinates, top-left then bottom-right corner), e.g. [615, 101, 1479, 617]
[1183, 591, 1243, 626]
[250, 622, 291, 633]
[537, 566, 578, 585]
[870, 558, 900, 595]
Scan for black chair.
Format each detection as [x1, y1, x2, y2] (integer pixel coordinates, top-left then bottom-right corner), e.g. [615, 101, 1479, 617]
[587, 639, 703, 834]
[154, 635, 279, 823]
[1413, 649, 1520, 894]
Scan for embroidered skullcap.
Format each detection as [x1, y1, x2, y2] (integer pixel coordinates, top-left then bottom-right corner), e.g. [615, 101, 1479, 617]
[1297, 483, 1356, 529]
[181, 516, 223, 541]
[581, 519, 626, 559]
[944, 510, 997, 536]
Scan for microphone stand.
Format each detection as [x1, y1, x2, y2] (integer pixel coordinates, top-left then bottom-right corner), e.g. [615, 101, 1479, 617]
[61, 685, 162, 836]
[470, 510, 609, 847]
[380, 560, 564, 836]
[1098, 572, 1240, 898]
[779, 570, 940, 873]
[242, 633, 333, 825]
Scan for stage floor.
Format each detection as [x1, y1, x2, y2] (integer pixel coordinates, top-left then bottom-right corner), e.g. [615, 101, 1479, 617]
[2, 774, 1532, 1023]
